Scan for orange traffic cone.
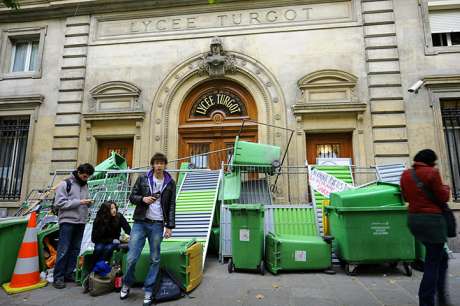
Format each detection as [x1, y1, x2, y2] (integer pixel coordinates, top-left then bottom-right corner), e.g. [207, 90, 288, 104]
[2, 211, 47, 294]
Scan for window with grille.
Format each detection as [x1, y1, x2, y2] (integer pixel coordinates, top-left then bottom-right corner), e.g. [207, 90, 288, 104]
[189, 143, 210, 169]
[316, 144, 341, 159]
[441, 100, 460, 201]
[0, 117, 30, 201]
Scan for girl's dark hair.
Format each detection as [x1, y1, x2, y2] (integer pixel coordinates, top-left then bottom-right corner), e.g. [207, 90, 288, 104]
[414, 149, 438, 166]
[150, 152, 168, 165]
[77, 163, 95, 175]
[94, 201, 119, 228]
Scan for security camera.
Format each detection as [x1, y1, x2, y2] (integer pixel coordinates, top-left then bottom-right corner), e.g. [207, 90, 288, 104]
[408, 80, 425, 94]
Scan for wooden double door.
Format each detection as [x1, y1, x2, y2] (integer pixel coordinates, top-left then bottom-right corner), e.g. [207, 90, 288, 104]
[179, 80, 258, 169]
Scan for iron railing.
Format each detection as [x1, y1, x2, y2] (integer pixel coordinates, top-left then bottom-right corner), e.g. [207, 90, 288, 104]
[0, 117, 29, 201]
[441, 101, 460, 201]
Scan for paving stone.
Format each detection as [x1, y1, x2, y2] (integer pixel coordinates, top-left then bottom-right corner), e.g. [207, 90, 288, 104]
[1, 257, 460, 306]
[368, 288, 417, 306]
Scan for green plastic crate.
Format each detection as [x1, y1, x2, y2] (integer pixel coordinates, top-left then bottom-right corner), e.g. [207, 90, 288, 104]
[0, 217, 28, 284]
[265, 233, 331, 274]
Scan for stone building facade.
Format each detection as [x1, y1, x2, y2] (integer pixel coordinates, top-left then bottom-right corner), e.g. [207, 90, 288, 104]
[0, 0, 459, 225]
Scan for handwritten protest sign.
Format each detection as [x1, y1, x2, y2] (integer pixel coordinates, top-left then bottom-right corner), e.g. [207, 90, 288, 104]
[309, 168, 354, 198]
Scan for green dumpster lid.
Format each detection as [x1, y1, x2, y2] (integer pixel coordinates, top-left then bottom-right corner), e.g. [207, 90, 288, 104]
[222, 171, 241, 201]
[326, 205, 407, 212]
[330, 182, 403, 208]
[229, 203, 263, 210]
[140, 239, 197, 254]
[0, 216, 28, 229]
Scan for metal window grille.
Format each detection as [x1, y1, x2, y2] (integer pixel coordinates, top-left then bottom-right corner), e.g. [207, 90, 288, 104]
[0, 117, 30, 200]
[441, 101, 460, 201]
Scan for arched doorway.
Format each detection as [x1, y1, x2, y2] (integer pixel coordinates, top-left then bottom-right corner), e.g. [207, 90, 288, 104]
[179, 80, 258, 169]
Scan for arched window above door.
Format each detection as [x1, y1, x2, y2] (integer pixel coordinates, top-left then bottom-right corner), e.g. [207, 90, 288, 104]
[190, 88, 247, 123]
[180, 80, 256, 126]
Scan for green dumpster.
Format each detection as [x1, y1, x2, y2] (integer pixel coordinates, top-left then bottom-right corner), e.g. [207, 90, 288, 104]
[228, 204, 265, 274]
[265, 233, 331, 274]
[0, 217, 28, 284]
[209, 227, 220, 254]
[231, 137, 281, 170]
[329, 182, 404, 208]
[121, 239, 203, 292]
[415, 239, 425, 263]
[90, 151, 128, 181]
[37, 222, 59, 271]
[75, 250, 94, 285]
[326, 205, 415, 275]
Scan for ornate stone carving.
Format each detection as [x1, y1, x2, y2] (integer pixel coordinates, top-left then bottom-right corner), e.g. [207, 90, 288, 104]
[198, 36, 236, 77]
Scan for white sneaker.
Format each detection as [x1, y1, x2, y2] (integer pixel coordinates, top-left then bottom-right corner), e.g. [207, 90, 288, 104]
[143, 292, 152, 306]
[120, 285, 130, 300]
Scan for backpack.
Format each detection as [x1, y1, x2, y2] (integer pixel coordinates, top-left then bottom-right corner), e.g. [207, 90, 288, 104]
[84, 271, 115, 297]
[152, 269, 186, 303]
[51, 178, 72, 215]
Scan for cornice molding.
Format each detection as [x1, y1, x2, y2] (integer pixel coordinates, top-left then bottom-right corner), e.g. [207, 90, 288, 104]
[292, 102, 367, 115]
[424, 75, 460, 87]
[0, 0, 351, 22]
[0, 94, 44, 110]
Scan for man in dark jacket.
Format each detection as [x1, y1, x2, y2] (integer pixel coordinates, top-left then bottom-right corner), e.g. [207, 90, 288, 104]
[120, 153, 176, 306]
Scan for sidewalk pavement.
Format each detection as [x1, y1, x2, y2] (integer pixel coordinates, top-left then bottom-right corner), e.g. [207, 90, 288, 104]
[1, 255, 459, 306]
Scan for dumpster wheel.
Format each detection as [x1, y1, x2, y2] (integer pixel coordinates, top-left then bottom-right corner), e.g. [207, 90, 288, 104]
[403, 262, 412, 277]
[258, 261, 265, 276]
[228, 259, 234, 274]
[345, 264, 358, 276]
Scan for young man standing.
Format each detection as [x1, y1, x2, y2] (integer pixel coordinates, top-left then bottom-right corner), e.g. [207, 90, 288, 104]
[53, 163, 95, 289]
[121, 153, 176, 306]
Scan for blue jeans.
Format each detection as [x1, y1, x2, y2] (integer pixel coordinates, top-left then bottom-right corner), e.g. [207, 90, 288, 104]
[93, 243, 117, 266]
[123, 221, 163, 293]
[419, 242, 449, 306]
[54, 223, 85, 281]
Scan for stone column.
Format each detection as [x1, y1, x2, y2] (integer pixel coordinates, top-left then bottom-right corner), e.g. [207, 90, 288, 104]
[51, 16, 90, 172]
[362, 0, 410, 166]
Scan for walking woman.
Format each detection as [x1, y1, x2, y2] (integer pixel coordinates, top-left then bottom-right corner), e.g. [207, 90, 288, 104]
[400, 149, 452, 306]
[91, 201, 131, 264]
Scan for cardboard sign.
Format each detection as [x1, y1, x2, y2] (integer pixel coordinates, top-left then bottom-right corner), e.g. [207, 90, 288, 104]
[309, 168, 354, 198]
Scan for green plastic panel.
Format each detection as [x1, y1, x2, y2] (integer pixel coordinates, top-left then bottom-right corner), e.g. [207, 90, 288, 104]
[273, 207, 318, 236]
[176, 190, 217, 213]
[313, 166, 353, 208]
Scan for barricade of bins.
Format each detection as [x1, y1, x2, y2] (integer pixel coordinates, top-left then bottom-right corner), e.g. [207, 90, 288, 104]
[226, 182, 417, 276]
